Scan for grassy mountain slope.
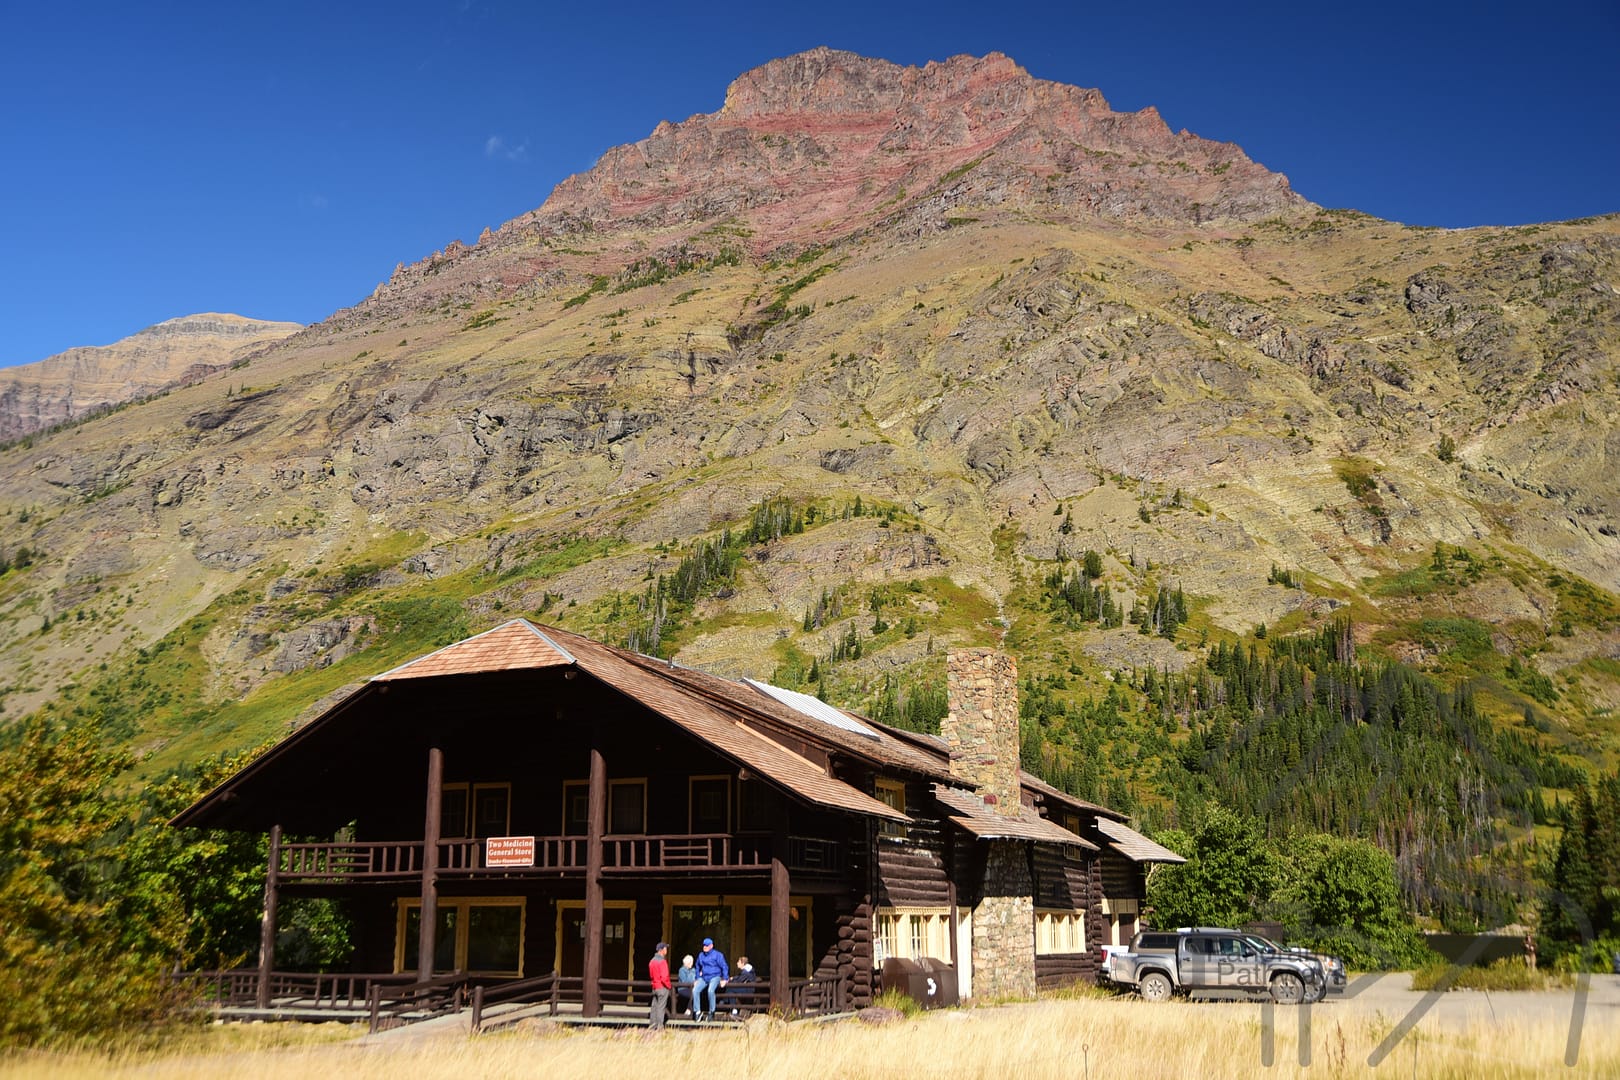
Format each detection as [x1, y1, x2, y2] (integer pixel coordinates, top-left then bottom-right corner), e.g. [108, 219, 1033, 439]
[0, 53, 1615, 920]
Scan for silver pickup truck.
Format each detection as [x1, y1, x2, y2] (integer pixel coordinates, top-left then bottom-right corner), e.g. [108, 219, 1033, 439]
[1110, 929, 1325, 1004]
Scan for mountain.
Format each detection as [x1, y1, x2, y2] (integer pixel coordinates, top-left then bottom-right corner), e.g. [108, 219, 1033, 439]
[0, 314, 302, 442]
[0, 49, 1615, 840]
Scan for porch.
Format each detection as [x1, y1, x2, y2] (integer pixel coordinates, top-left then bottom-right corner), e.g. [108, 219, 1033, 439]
[178, 968, 848, 1033]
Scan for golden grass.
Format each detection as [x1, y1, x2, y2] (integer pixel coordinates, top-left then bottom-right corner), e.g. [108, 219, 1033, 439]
[7, 992, 1618, 1080]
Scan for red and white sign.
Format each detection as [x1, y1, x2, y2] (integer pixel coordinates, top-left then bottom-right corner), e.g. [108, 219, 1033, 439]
[485, 836, 536, 867]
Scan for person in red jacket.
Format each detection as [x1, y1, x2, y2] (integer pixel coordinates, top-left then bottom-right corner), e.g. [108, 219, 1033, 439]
[648, 941, 672, 1030]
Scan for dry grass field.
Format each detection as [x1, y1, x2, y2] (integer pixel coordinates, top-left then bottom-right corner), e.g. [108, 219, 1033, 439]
[6, 980, 1618, 1080]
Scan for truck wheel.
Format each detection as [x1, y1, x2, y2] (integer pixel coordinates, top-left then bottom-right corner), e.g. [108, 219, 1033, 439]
[1270, 972, 1305, 1004]
[1139, 972, 1173, 1003]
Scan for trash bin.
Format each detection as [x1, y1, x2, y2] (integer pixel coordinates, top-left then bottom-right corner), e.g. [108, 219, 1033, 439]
[1611, 951, 1619, 976]
[917, 957, 959, 1007]
[880, 957, 958, 1009]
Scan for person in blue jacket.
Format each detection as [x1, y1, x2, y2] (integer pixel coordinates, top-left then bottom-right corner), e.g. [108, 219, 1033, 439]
[691, 936, 729, 1021]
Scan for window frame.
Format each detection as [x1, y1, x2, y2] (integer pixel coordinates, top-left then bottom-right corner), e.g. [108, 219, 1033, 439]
[688, 774, 732, 835]
[661, 893, 815, 977]
[873, 906, 951, 963]
[562, 777, 649, 835]
[440, 782, 510, 839]
[874, 777, 908, 839]
[1034, 908, 1086, 956]
[394, 896, 526, 976]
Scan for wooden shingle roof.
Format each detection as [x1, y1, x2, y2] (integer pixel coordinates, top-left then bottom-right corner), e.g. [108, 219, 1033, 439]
[932, 785, 1098, 849]
[1096, 817, 1186, 863]
[539, 626, 907, 822]
[373, 620, 575, 680]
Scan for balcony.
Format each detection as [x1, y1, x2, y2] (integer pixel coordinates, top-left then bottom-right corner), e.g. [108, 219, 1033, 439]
[275, 833, 843, 885]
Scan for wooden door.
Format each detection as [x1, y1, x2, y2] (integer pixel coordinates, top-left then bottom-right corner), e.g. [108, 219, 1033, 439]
[559, 906, 634, 980]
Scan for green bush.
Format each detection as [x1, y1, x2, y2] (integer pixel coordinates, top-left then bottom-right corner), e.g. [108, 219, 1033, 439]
[1410, 957, 1556, 991]
[872, 987, 923, 1017]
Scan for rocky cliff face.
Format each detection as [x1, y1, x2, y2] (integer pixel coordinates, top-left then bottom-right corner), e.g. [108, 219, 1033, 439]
[361, 49, 1308, 319]
[539, 49, 1305, 236]
[0, 50, 1614, 780]
[0, 314, 301, 442]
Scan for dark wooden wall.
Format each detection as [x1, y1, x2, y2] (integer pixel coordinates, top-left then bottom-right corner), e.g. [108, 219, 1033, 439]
[873, 779, 952, 908]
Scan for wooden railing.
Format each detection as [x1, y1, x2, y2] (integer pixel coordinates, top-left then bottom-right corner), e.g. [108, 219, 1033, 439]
[274, 834, 843, 884]
[789, 974, 845, 1018]
[469, 972, 563, 1033]
[182, 968, 849, 1030]
[367, 971, 471, 1033]
[176, 969, 413, 1010]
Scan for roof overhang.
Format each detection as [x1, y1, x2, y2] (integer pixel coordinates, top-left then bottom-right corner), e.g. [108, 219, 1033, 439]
[932, 785, 1098, 849]
[1096, 817, 1186, 863]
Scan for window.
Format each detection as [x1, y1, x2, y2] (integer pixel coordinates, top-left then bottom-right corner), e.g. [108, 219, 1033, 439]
[473, 784, 511, 837]
[441, 784, 469, 840]
[563, 778, 648, 835]
[738, 777, 774, 831]
[874, 908, 951, 963]
[396, 897, 525, 976]
[1035, 910, 1086, 956]
[689, 776, 730, 834]
[874, 778, 907, 839]
[664, 894, 813, 979]
[609, 779, 646, 834]
[440, 782, 509, 839]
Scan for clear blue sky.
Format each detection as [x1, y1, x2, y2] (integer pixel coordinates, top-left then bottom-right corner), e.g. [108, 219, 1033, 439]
[2, 0, 1616, 366]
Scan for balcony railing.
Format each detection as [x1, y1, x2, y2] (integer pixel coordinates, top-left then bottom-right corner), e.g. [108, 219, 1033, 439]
[276, 833, 843, 884]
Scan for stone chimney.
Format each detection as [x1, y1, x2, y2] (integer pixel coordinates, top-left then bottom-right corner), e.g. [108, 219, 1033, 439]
[942, 649, 1021, 816]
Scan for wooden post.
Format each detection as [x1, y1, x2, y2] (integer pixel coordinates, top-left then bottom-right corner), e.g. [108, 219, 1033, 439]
[418, 747, 443, 981]
[946, 829, 960, 973]
[582, 741, 606, 1017]
[771, 819, 790, 1010]
[256, 824, 282, 1008]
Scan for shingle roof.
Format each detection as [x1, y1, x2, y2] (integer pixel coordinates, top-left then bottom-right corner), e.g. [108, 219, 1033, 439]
[539, 626, 908, 822]
[932, 785, 1098, 849]
[1096, 817, 1186, 863]
[597, 642, 956, 782]
[373, 620, 575, 679]
[1019, 771, 1126, 821]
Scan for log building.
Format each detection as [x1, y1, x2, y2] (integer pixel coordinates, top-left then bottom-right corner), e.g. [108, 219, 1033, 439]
[173, 620, 1182, 1015]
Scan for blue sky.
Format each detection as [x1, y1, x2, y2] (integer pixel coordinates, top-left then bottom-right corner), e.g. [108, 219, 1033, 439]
[2, 0, 1616, 366]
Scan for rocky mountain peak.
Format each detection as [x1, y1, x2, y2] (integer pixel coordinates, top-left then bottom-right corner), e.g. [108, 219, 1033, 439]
[0, 313, 300, 442]
[528, 49, 1308, 246]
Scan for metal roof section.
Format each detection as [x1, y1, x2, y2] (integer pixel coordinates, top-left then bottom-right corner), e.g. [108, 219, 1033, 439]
[932, 784, 1098, 850]
[372, 619, 576, 681]
[742, 678, 881, 740]
[1096, 817, 1187, 863]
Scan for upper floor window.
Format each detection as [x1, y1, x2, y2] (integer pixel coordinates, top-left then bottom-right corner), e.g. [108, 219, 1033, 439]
[563, 778, 648, 835]
[690, 776, 731, 834]
[874, 777, 907, 839]
[441, 782, 511, 839]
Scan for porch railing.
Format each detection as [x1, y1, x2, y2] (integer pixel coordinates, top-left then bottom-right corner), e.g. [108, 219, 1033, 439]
[367, 971, 471, 1033]
[176, 969, 414, 1011]
[276, 834, 843, 884]
[181, 968, 849, 1030]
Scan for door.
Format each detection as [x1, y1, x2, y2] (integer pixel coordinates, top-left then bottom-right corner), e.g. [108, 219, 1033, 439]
[1216, 935, 1264, 991]
[743, 903, 808, 979]
[558, 906, 634, 983]
[1179, 934, 1219, 989]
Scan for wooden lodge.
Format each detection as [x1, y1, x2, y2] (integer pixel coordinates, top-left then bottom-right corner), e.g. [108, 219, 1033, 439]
[172, 620, 1182, 1025]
